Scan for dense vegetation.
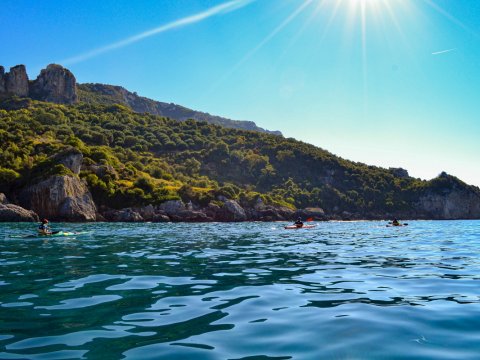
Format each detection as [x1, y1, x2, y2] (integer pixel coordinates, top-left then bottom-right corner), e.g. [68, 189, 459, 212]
[0, 96, 475, 215]
[77, 83, 282, 135]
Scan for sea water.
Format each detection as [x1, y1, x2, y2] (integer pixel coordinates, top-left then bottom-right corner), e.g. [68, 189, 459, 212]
[0, 221, 479, 359]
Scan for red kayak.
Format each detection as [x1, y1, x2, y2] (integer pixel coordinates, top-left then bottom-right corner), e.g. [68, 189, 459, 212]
[284, 225, 316, 230]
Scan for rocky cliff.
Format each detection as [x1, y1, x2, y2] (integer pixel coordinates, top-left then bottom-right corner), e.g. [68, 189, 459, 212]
[415, 173, 480, 219]
[0, 193, 39, 222]
[18, 151, 96, 221]
[30, 64, 77, 104]
[0, 65, 29, 97]
[0, 64, 77, 104]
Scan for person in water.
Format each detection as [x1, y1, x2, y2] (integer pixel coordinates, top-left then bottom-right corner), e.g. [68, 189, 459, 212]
[38, 219, 51, 235]
[294, 217, 304, 228]
[392, 219, 400, 226]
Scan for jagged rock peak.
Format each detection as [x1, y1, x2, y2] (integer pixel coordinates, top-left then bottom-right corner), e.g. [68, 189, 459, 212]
[30, 64, 78, 104]
[1, 65, 29, 97]
[0, 66, 5, 92]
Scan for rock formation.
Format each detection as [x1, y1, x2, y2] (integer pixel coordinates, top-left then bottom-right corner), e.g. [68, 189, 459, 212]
[0, 66, 5, 92]
[0, 64, 77, 104]
[30, 64, 77, 104]
[0, 193, 39, 222]
[18, 151, 96, 221]
[19, 175, 96, 221]
[414, 173, 480, 219]
[1, 65, 29, 97]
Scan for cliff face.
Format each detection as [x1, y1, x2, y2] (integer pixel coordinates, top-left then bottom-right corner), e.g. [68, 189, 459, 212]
[0, 64, 77, 104]
[0, 65, 29, 97]
[414, 174, 480, 219]
[30, 64, 77, 104]
[416, 189, 480, 219]
[18, 151, 96, 221]
[19, 175, 96, 221]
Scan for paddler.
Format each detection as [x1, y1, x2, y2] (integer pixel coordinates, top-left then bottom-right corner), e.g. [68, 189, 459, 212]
[294, 217, 304, 228]
[38, 219, 52, 235]
[392, 219, 400, 226]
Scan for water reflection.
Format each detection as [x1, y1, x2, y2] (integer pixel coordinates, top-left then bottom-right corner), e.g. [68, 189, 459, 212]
[0, 221, 479, 359]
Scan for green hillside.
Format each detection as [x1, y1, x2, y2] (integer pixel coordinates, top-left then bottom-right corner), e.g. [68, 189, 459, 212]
[1, 95, 477, 219]
[77, 83, 282, 135]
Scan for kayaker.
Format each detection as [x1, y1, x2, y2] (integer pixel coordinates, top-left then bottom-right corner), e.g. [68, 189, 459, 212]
[38, 219, 51, 235]
[392, 219, 400, 226]
[294, 217, 304, 228]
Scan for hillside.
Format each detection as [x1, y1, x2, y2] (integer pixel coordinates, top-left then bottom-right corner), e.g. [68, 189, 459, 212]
[0, 95, 479, 221]
[77, 83, 282, 135]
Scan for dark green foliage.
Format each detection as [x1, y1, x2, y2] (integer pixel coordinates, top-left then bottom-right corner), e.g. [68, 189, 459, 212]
[0, 98, 477, 214]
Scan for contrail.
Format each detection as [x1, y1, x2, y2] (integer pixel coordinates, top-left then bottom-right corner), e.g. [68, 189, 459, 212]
[61, 0, 254, 65]
[432, 48, 456, 55]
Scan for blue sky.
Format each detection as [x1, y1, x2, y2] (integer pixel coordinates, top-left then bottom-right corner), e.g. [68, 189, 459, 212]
[1, 0, 479, 186]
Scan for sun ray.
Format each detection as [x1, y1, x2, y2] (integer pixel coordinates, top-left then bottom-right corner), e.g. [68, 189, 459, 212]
[204, 0, 314, 97]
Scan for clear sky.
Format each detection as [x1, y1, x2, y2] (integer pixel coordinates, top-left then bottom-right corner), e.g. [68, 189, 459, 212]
[1, 0, 479, 187]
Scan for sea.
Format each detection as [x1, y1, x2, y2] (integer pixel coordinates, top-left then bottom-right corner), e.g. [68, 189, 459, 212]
[0, 220, 479, 360]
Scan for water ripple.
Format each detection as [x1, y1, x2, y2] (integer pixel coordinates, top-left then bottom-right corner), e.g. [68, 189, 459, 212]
[0, 221, 479, 359]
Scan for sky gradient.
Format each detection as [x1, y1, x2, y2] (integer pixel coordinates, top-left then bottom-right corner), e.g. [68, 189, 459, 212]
[1, 0, 479, 186]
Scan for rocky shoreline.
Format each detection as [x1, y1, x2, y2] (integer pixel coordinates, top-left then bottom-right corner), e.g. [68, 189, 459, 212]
[0, 148, 479, 223]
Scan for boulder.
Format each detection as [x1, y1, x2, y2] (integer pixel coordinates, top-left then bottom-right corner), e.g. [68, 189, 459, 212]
[159, 200, 186, 215]
[134, 205, 155, 221]
[103, 208, 143, 222]
[0, 203, 39, 222]
[205, 202, 221, 219]
[170, 210, 212, 222]
[29, 64, 78, 104]
[218, 200, 247, 222]
[19, 175, 96, 221]
[152, 213, 170, 222]
[4, 65, 29, 97]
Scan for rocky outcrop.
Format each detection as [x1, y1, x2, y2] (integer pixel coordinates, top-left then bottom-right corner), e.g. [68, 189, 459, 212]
[0, 193, 39, 222]
[0, 64, 77, 104]
[414, 174, 480, 219]
[217, 200, 247, 221]
[19, 175, 96, 221]
[2, 65, 29, 97]
[103, 208, 144, 222]
[159, 200, 186, 215]
[0, 203, 39, 222]
[416, 190, 480, 219]
[0, 66, 5, 93]
[30, 64, 77, 104]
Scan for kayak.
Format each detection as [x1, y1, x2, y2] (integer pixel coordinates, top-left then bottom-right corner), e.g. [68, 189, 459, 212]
[284, 225, 316, 230]
[11, 231, 90, 239]
[386, 224, 408, 227]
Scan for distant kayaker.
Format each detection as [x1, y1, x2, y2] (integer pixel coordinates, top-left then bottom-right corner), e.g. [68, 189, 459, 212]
[392, 219, 400, 226]
[294, 217, 304, 228]
[38, 219, 51, 235]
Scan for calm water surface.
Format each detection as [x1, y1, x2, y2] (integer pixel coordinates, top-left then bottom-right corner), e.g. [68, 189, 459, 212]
[0, 221, 479, 359]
